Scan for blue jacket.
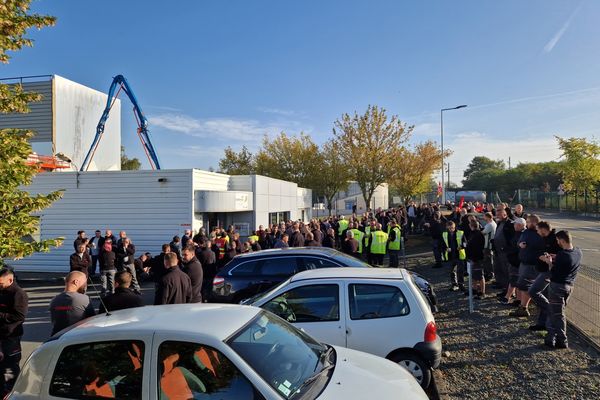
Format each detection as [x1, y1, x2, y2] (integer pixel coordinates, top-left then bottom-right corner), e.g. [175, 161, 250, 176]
[518, 228, 544, 265]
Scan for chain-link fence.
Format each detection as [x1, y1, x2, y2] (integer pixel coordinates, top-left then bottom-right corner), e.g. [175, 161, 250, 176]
[506, 189, 600, 217]
[567, 265, 600, 347]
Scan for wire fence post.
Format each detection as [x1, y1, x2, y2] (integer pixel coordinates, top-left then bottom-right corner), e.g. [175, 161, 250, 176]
[467, 261, 474, 313]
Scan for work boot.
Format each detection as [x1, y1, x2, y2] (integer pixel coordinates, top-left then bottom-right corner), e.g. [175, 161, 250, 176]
[528, 324, 547, 332]
[509, 307, 530, 318]
[555, 341, 569, 349]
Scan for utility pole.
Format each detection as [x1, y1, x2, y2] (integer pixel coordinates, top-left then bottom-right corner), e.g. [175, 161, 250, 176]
[440, 105, 467, 203]
[447, 163, 450, 190]
[508, 157, 511, 169]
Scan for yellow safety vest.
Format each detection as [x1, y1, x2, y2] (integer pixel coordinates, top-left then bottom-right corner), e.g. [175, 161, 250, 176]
[442, 231, 466, 261]
[248, 235, 259, 243]
[350, 229, 364, 253]
[364, 226, 372, 246]
[338, 220, 349, 236]
[370, 231, 388, 255]
[388, 226, 401, 251]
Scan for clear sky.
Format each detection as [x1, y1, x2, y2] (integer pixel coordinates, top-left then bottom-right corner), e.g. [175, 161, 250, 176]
[4, 0, 600, 185]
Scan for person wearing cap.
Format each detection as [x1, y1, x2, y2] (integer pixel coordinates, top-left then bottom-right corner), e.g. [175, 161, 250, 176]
[510, 215, 544, 318]
[387, 219, 402, 268]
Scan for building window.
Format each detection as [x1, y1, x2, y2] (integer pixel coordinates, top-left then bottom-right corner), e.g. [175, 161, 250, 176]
[268, 212, 290, 225]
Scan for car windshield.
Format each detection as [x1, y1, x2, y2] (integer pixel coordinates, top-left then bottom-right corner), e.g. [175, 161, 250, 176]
[332, 252, 370, 268]
[244, 278, 292, 306]
[227, 312, 334, 399]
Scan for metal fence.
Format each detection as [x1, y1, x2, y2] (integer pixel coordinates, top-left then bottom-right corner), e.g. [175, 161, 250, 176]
[510, 189, 600, 217]
[566, 265, 600, 348]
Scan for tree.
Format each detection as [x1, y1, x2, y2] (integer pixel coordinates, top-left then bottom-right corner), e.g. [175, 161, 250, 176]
[390, 140, 451, 203]
[333, 105, 412, 208]
[218, 145, 255, 175]
[556, 136, 600, 192]
[255, 132, 320, 188]
[313, 140, 351, 215]
[120, 146, 141, 170]
[463, 156, 506, 181]
[0, 2, 61, 266]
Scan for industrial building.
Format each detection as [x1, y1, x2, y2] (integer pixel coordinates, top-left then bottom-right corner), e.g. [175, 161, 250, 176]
[1, 75, 312, 272]
[331, 182, 389, 214]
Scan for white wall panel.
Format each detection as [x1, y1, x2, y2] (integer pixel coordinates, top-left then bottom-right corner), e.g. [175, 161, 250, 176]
[10, 170, 194, 272]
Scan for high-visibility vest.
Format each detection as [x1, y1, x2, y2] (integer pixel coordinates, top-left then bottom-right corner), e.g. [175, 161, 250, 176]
[338, 220, 349, 236]
[364, 226, 372, 247]
[350, 229, 364, 253]
[215, 237, 227, 259]
[248, 235, 259, 243]
[442, 231, 466, 261]
[370, 231, 388, 255]
[388, 226, 401, 251]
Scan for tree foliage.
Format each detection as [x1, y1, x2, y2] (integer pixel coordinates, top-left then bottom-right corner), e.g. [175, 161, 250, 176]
[391, 140, 451, 203]
[218, 145, 255, 175]
[255, 132, 320, 189]
[0, 1, 61, 265]
[556, 136, 600, 192]
[313, 140, 351, 215]
[120, 146, 141, 170]
[333, 105, 412, 207]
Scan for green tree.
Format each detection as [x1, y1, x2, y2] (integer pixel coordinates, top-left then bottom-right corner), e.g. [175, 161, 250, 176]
[556, 136, 600, 192]
[255, 132, 320, 188]
[120, 146, 141, 170]
[390, 140, 451, 203]
[463, 156, 506, 181]
[333, 105, 412, 208]
[313, 140, 351, 215]
[218, 145, 255, 175]
[0, 2, 61, 265]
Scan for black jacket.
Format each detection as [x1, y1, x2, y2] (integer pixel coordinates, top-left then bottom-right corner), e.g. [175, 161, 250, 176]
[115, 243, 136, 269]
[99, 250, 116, 271]
[466, 230, 485, 262]
[154, 267, 193, 305]
[290, 231, 304, 247]
[99, 287, 144, 313]
[322, 235, 335, 248]
[0, 282, 28, 339]
[70, 252, 91, 274]
[518, 228, 544, 265]
[150, 253, 168, 282]
[182, 257, 203, 303]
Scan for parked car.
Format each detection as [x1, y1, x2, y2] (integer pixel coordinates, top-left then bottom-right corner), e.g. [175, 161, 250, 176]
[245, 267, 442, 388]
[8, 304, 428, 399]
[211, 247, 438, 312]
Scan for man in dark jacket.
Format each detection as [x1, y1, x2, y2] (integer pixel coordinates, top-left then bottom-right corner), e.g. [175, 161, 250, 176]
[466, 220, 486, 298]
[99, 271, 144, 313]
[70, 243, 92, 276]
[182, 245, 203, 303]
[154, 253, 193, 305]
[150, 244, 170, 282]
[426, 212, 445, 268]
[510, 215, 545, 318]
[115, 237, 141, 294]
[73, 230, 88, 251]
[197, 240, 216, 302]
[289, 223, 305, 247]
[342, 231, 359, 258]
[99, 238, 117, 295]
[98, 230, 117, 255]
[0, 268, 28, 396]
[322, 229, 335, 249]
[500, 217, 524, 304]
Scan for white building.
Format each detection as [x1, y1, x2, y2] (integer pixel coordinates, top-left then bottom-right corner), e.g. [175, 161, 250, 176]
[11, 169, 312, 272]
[328, 182, 389, 215]
[0, 75, 121, 171]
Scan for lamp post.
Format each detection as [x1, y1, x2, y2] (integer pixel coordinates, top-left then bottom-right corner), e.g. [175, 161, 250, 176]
[55, 153, 80, 188]
[440, 105, 467, 204]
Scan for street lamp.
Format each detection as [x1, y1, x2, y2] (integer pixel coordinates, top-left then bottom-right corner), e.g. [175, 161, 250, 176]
[55, 153, 80, 188]
[440, 105, 467, 204]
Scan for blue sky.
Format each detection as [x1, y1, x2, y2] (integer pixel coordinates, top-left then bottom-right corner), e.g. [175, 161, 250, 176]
[4, 0, 600, 185]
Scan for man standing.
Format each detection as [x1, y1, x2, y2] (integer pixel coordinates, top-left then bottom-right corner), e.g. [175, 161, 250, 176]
[0, 269, 28, 396]
[88, 230, 102, 276]
[539, 231, 581, 349]
[99, 238, 117, 295]
[441, 221, 467, 292]
[273, 234, 290, 248]
[369, 224, 388, 267]
[493, 209, 512, 295]
[197, 240, 216, 302]
[481, 212, 497, 282]
[387, 219, 402, 268]
[154, 253, 193, 305]
[99, 271, 144, 313]
[182, 245, 203, 303]
[426, 212, 445, 269]
[342, 231, 359, 258]
[466, 220, 486, 299]
[73, 230, 87, 251]
[70, 243, 92, 276]
[49, 271, 95, 335]
[322, 229, 335, 249]
[116, 237, 141, 294]
[289, 223, 305, 248]
[181, 229, 192, 248]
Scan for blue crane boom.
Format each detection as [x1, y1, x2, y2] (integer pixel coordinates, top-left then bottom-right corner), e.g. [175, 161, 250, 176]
[80, 74, 161, 171]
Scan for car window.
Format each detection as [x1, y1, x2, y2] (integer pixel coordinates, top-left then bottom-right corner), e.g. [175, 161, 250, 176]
[49, 340, 144, 399]
[230, 261, 259, 276]
[300, 257, 340, 269]
[157, 341, 263, 400]
[348, 284, 410, 320]
[332, 253, 371, 268]
[263, 284, 339, 323]
[259, 258, 297, 276]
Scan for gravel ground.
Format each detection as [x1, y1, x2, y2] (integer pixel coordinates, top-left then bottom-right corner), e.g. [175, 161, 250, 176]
[404, 255, 600, 400]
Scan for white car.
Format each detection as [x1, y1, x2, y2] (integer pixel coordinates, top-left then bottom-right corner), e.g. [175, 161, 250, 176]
[9, 303, 428, 399]
[246, 268, 442, 388]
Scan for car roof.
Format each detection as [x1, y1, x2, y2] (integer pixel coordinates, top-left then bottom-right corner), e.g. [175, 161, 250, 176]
[231, 247, 343, 259]
[289, 267, 406, 282]
[57, 303, 261, 341]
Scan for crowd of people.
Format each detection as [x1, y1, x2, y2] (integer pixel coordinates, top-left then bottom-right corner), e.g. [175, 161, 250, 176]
[0, 201, 583, 395]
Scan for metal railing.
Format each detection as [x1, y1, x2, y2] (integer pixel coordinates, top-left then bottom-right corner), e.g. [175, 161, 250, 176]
[567, 264, 600, 347]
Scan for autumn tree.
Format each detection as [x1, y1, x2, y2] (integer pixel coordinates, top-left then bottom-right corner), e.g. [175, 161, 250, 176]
[120, 146, 141, 170]
[313, 140, 351, 215]
[218, 145, 255, 175]
[0, 1, 62, 265]
[255, 132, 320, 188]
[556, 136, 600, 192]
[391, 141, 450, 203]
[333, 105, 412, 208]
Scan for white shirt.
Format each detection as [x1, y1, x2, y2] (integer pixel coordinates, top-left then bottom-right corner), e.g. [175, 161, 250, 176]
[482, 220, 497, 250]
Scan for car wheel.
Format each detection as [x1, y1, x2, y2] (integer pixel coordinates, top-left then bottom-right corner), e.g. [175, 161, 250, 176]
[389, 351, 432, 388]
